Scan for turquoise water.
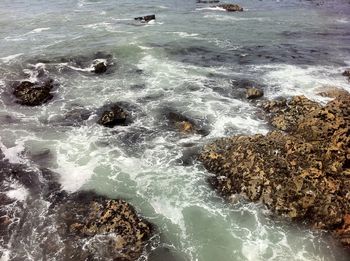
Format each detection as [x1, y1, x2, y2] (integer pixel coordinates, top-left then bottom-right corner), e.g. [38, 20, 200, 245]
[1, 1, 350, 260]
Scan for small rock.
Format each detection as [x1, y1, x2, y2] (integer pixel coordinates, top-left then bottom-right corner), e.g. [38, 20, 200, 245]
[246, 87, 264, 99]
[217, 4, 243, 12]
[93, 61, 107, 74]
[342, 69, 350, 77]
[13, 79, 55, 106]
[98, 105, 128, 127]
[134, 15, 156, 23]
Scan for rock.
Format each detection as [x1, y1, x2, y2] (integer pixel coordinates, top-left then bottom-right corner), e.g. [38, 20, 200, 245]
[342, 69, 350, 77]
[57, 191, 154, 261]
[216, 4, 243, 12]
[98, 105, 128, 127]
[197, 0, 220, 3]
[12, 79, 55, 106]
[246, 87, 264, 99]
[317, 87, 350, 99]
[199, 91, 350, 248]
[164, 111, 207, 135]
[93, 61, 107, 74]
[134, 15, 155, 23]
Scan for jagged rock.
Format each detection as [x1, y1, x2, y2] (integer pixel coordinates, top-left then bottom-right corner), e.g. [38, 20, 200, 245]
[216, 4, 243, 12]
[246, 87, 264, 99]
[93, 61, 107, 74]
[317, 87, 350, 98]
[98, 105, 128, 127]
[199, 91, 350, 248]
[343, 69, 350, 77]
[12, 79, 55, 106]
[57, 191, 154, 261]
[134, 15, 155, 23]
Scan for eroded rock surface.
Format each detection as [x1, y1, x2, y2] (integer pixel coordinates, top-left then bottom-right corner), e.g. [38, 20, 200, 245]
[216, 4, 243, 12]
[98, 105, 129, 127]
[199, 90, 350, 247]
[246, 87, 264, 99]
[12, 79, 55, 106]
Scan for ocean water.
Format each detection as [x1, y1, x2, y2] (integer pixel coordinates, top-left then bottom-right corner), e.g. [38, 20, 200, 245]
[1, 0, 350, 260]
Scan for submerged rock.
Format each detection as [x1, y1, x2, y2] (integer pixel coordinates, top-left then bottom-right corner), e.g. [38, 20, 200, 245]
[164, 111, 207, 135]
[216, 4, 243, 12]
[98, 105, 128, 127]
[246, 87, 264, 99]
[199, 90, 350, 248]
[134, 15, 155, 23]
[93, 61, 108, 74]
[12, 79, 55, 106]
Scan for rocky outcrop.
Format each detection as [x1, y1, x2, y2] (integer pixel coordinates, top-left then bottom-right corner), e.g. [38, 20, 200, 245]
[0, 149, 155, 260]
[134, 15, 155, 23]
[343, 69, 350, 81]
[216, 4, 243, 12]
[246, 87, 264, 99]
[98, 105, 128, 127]
[12, 79, 55, 106]
[57, 191, 154, 261]
[199, 90, 350, 248]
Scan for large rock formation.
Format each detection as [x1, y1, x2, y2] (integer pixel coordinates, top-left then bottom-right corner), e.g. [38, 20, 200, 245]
[199, 90, 350, 248]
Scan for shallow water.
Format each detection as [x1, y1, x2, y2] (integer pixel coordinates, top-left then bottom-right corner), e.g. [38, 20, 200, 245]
[1, 0, 350, 260]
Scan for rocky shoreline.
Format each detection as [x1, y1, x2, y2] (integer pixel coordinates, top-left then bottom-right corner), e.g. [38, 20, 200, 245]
[199, 89, 350, 248]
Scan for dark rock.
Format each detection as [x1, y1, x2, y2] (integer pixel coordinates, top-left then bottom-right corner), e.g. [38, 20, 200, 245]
[164, 110, 207, 135]
[216, 4, 243, 12]
[199, 91, 350, 248]
[134, 15, 156, 23]
[197, 0, 220, 3]
[12, 79, 55, 106]
[93, 61, 107, 74]
[343, 69, 350, 79]
[246, 87, 264, 99]
[98, 105, 128, 127]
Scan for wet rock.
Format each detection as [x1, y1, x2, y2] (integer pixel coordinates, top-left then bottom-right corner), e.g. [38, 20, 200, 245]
[12, 79, 55, 106]
[246, 87, 264, 99]
[317, 87, 350, 99]
[134, 15, 155, 23]
[342, 69, 350, 77]
[199, 91, 350, 248]
[197, 0, 220, 3]
[57, 191, 154, 261]
[93, 61, 107, 74]
[164, 110, 207, 135]
[98, 105, 128, 127]
[216, 4, 243, 12]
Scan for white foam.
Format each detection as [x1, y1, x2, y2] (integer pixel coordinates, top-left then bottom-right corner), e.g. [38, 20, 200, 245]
[204, 14, 267, 22]
[0, 139, 26, 164]
[255, 64, 350, 101]
[170, 32, 200, 38]
[196, 7, 226, 12]
[0, 53, 23, 63]
[6, 183, 29, 201]
[29, 27, 50, 34]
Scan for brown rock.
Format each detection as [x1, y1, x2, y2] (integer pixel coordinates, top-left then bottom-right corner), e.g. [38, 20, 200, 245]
[246, 87, 264, 99]
[98, 105, 128, 127]
[199, 93, 350, 248]
[12, 80, 55, 106]
[217, 4, 243, 12]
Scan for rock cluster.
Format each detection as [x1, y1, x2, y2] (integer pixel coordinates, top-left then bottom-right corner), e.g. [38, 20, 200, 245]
[199, 90, 350, 247]
[216, 4, 243, 12]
